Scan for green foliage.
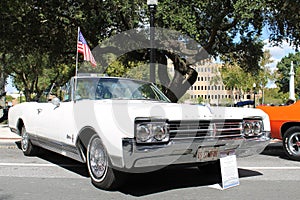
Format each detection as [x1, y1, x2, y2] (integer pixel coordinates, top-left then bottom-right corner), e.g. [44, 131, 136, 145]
[6, 52, 73, 101]
[5, 95, 14, 102]
[1, 0, 300, 101]
[220, 50, 274, 101]
[221, 62, 254, 93]
[276, 52, 300, 94]
[157, 0, 265, 73]
[263, 88, 289, 105]
[265, 0, 300, 48]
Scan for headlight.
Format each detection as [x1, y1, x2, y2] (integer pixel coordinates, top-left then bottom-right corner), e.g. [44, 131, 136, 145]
[242, 119, 263, 137]
[136, 125, 151, 142]
[253, 121, 263, 134]
[135, 119, 169, 144]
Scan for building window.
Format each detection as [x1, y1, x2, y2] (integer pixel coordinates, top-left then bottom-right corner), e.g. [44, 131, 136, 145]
[198, 86, 200, 90]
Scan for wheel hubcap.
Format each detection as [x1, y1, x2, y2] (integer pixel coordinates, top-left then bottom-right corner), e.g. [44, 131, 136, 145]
[288, 132, 300, 155]
[21, 128, 29, 151]
[89, 137, 108, 180]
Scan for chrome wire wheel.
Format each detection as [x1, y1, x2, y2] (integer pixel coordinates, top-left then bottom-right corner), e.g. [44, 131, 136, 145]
[21, 127, 29, 152]
[287, 132, 300, 156]
[283, 127, 300, 161]
[87, 136, 108, 182]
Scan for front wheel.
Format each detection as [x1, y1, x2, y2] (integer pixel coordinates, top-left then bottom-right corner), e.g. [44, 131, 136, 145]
[283, 127, 300, 161]
[87, 135, 124, 190]
[20, 126, 38, 156]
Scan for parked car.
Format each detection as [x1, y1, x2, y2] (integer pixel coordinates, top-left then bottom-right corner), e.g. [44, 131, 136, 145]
[258, 102, 300, 161]
[9, 75, 270, 190]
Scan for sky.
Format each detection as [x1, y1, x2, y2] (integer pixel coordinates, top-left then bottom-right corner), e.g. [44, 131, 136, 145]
[261, 25, 295, 68]
[261, 26, 296, 87]
[263, 39, 295, 70]
[5, 76, 18, 94]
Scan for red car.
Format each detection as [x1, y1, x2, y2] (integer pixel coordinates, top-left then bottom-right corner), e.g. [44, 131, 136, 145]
[258, 101, 300, 161]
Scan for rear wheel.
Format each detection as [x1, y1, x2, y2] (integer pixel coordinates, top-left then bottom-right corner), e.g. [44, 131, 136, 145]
[283, 127, 300, 161]
[20, 126, 38, 156]
[87, 135, 124, 190]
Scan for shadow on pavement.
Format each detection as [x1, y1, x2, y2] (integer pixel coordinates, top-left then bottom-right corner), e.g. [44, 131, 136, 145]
[15, 141, 89, 177]
[118, 167, 262, 196]
[14, 141, 262, 196]
[261, 141, 291, 160]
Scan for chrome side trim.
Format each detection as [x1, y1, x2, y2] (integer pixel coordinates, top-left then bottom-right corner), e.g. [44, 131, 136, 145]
[29, 134, 85, 163]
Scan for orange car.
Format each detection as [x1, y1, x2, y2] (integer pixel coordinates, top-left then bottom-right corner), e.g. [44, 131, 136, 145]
[258, 101, 300, 161]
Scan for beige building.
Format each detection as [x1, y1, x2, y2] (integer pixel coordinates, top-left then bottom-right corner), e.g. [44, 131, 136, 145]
[187, 59, 244, 105]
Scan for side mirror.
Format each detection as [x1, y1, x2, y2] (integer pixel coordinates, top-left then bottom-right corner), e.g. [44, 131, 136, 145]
[51, 97, 60, 107]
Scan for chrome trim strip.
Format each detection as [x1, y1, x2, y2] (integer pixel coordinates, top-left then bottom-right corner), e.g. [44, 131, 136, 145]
[30, 135, 84, 163]
[169, 129, 210, 133]
[170, 135, 242, 140]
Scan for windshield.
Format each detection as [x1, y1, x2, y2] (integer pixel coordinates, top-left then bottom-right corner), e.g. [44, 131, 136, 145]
[75, 77, 170, 102]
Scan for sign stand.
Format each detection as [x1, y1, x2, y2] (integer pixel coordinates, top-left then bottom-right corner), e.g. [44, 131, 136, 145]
[219, 153, 240, 189]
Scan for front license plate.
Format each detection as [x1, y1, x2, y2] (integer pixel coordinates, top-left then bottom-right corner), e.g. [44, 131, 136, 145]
[196, 147, 219, 162]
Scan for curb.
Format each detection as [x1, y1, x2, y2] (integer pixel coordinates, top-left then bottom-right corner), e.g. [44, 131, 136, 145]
[0, 141, 19, 149]
[0, 123, 21, 149]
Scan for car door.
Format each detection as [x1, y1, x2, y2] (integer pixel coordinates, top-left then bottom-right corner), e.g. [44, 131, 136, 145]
[35, 100, 77, 149]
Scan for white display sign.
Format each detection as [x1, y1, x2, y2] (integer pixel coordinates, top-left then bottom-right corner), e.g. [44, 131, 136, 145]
[220, 155, 240, 189]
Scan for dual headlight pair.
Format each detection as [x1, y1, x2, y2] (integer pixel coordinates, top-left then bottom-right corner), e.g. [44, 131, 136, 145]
[242, 119, 263, 137]
[135, 120, 169, 144]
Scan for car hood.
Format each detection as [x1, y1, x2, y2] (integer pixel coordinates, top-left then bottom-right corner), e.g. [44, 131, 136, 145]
[94, 100, 213, 121]
[210, 106, 270, 120]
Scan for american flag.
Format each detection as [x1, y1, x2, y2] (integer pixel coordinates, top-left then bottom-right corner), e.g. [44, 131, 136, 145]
[77, 31, 97, 67]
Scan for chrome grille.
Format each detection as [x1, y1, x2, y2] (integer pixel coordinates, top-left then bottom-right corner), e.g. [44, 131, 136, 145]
[168, 120, 242, 139]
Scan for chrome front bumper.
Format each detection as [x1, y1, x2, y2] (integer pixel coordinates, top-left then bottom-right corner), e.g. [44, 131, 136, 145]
[121, 131, 270, 170]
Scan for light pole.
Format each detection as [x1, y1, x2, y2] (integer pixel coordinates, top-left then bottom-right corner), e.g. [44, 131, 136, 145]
[147, 0, 157, 83]
[253, 83, 256, 108]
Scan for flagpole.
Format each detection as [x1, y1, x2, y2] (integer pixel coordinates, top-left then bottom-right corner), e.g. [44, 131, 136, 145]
[75, 27, 80, 77]
[74, 27, 80, 98]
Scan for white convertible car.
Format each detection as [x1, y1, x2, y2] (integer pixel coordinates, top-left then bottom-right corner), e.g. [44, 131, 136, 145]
[8, 75, 270, 190]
